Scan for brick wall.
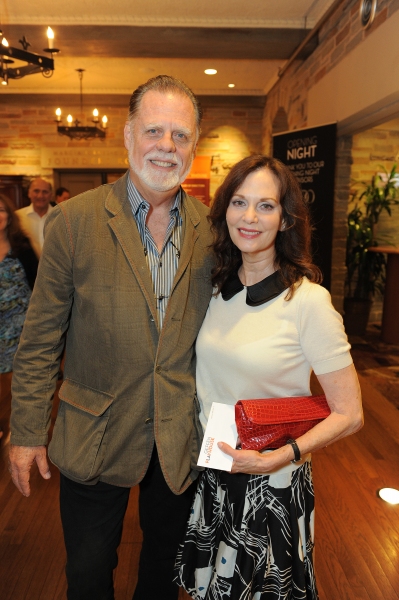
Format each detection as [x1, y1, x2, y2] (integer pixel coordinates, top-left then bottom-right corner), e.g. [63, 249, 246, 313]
[0, 100, 263, 199]
[0, 102, 129, 186]
[262, 0, 399, 312]
[350, 121, 399, 321]
[198, 105, 263, 198]
[332, 134, 353, 303]
[351, 121, 399, 249]
[262, 0, 399, 147]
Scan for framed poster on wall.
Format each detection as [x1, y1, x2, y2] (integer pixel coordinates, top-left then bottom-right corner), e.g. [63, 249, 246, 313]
[182, 156, 211, 206]
[273, 123, 337, 290]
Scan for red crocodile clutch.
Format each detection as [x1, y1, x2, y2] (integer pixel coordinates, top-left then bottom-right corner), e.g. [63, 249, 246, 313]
[235, 395, 331, 452]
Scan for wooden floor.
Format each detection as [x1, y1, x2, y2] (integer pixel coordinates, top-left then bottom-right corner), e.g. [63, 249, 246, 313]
[1, 342, 399, 599]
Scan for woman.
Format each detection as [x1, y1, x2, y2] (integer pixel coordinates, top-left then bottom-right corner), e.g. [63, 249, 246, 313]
[0, 192, 38, 375]
[175, 155, 363, 599]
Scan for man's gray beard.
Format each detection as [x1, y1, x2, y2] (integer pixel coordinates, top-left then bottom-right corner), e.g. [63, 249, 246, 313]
[128, 152, 194, 192]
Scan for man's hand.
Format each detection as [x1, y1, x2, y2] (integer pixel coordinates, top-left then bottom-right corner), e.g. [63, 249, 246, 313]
[8, 445, 51, 497]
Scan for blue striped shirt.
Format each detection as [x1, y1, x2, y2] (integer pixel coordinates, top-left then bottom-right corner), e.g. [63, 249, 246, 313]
[126, 177, 182, 329]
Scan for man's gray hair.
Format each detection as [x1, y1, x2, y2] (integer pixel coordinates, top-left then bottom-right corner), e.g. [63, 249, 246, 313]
[127, 75, 202, 140]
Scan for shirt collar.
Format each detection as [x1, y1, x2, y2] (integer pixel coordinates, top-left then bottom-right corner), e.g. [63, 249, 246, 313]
[126, 176, 182, 217]
[26, 204, 52, 217]
[221, 269, 288, 307]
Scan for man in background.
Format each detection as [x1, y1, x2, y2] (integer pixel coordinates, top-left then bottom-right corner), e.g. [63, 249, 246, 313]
[16, 177, 54, 258]
[54, 186, 71, 204]
[9, 75, 213, 600]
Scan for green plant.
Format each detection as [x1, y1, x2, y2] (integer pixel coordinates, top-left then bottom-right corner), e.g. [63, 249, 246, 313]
[345, 164, 399, 300]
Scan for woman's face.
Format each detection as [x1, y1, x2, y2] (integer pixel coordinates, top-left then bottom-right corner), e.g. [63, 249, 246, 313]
[226, 168, 283, 259]
[0, 201, 9, 234]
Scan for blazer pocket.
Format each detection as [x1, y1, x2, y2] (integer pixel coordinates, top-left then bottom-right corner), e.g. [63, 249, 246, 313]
[48, 379, 115, 482]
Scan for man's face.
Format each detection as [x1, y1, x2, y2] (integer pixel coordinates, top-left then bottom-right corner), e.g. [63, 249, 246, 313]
[56, 191, 70, 203]
[28, 179, 52, 214]
[124, 90, 197, 195]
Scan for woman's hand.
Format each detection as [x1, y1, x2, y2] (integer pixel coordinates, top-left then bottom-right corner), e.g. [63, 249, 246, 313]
[219, 364, 364, 476]
[217, 442, 286, 475]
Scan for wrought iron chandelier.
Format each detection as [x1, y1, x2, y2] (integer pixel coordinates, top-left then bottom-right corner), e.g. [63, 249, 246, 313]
[55, 69, 108, 140]
[0, 27, 59, 86]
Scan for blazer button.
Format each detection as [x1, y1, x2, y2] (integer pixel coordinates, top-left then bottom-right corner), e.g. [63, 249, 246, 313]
[155, 365, 162, 373]
[149, 315, 155, 322]
[145, 418, 153, 424]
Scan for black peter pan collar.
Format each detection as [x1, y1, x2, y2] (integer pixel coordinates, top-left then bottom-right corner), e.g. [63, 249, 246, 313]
[221, 270, 288, 307]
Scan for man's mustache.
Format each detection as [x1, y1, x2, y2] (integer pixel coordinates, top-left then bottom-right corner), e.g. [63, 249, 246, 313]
[145, 153, 182, 167]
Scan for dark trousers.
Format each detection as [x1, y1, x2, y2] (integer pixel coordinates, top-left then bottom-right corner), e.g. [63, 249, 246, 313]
[60, 448, 194, 600]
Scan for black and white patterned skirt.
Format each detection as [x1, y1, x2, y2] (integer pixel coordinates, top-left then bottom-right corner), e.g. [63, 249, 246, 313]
[175, 458, 319, 600]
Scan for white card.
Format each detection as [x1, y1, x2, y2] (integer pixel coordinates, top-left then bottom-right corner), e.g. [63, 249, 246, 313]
[197, 402, 238, 472]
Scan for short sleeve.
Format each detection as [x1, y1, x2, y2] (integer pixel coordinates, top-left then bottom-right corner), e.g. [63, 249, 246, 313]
[297, 282, 353, 375]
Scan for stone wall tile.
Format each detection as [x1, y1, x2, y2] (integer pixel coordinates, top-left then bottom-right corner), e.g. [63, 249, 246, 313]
[336, 22, 351, 46]
[345, 30, 365, 54]
[388, 0, 399, 14]
[1, 113, 22, 119]
[331, 42, 346, 64]
[366, 6, 388, 36]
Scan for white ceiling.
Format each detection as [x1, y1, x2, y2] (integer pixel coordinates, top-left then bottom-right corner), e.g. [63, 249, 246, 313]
[0, 0, 338, 97]
[1, 0, 339, 28]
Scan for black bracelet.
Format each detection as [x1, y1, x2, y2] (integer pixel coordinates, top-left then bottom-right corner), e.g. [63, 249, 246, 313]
[287, 438, 301, 463]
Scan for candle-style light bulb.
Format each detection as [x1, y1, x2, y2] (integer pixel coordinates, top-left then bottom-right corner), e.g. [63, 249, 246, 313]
[102, 115, 108, 129]
[1, 37, 9, 47]
[47, 27, 54, 49]
[67, 114, 73, 125]
[92, 108, 99, 123]
[55, 108, 62, 122]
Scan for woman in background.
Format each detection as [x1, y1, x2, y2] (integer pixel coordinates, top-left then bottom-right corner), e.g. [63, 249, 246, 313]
[0, 193, 38, 439]
[175, 155, 363, 599]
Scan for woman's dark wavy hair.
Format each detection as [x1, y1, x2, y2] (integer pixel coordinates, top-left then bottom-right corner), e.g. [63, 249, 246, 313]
[209, 154, 322, 298]
[0, 193, 31, 256]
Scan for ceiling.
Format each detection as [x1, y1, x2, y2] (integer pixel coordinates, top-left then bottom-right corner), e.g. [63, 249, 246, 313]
[0, 0, 339, 100]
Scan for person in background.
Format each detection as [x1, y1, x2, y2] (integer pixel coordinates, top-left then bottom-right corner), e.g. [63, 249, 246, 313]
[0, 193, 38, 441]
[15, 177, 54, 258]
[175, 154, 363, 600]
[54, 187, 71, 204]
[9, 75, 213, 600]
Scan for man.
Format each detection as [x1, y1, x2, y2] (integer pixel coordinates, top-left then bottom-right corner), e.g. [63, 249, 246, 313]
[54, 186, 71, 204]
[15, 177, 54, 258]
[9, 75, 214, 600]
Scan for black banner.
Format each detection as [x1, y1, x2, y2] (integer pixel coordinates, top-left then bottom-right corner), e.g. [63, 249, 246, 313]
[272, 123, 337, 290]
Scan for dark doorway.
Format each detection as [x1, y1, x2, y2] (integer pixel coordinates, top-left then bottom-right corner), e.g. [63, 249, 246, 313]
[54, 169, 126, 198]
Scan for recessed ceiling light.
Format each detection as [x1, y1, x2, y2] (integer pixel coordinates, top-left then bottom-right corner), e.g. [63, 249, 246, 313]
[378, 488, 399, 504]
[204, 69, 217, 75]
[228, 83, 235, 88]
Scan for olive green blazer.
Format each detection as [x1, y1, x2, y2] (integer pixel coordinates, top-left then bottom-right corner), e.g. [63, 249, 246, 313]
[11, 172, 214, 493]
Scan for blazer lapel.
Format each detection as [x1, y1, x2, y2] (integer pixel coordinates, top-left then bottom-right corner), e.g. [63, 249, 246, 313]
[171, 190, 200, 295]
[104, 180, 202, 324]
[105, 173, 158, 323]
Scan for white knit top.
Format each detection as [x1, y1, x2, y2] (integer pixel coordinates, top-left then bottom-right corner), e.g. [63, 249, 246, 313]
[196, 276, 352, 431]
